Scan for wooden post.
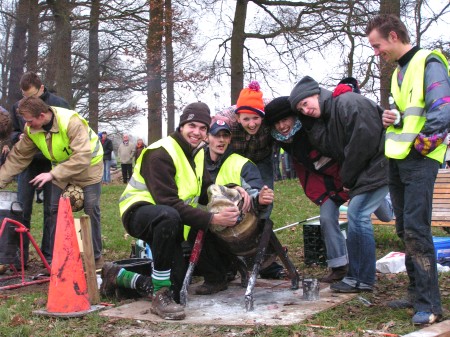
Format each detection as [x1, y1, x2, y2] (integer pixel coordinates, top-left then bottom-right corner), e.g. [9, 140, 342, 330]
[80, 215, 100, 304]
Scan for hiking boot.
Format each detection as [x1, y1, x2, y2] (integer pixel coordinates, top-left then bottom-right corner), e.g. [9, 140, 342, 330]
[412, 312, 442, 325]
[151, 287, 185, 320]
[320, 265, 348, 283]
[330, 281, 373, 293]
[0, 265, 7, 275]
[194, 280, 228, 295]
[100, 262, 122, 297]
[387, 297, 414, 309]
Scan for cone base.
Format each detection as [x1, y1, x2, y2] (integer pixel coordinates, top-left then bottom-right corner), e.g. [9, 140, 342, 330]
[32, 304, 107, 318]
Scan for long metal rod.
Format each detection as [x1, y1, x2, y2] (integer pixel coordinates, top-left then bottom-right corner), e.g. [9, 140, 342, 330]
[180, 230, 204, 306]
[273, 215, 320, 232]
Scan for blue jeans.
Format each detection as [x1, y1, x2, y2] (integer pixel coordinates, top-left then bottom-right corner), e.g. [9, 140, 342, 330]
[342, 185, 388, 288]
[103, 160, 111, 183]
[373, 193, 394, 222]
[320, 198, 348, 268]
[389, 150, 442, 315]
[17, 157, 53, 264]
[48, 182, 103, 263]
[256, 155, 274, 219]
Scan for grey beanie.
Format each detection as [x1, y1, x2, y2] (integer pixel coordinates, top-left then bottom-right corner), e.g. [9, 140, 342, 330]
[288, 76, 320, 111]
[179, 102, 211, 130]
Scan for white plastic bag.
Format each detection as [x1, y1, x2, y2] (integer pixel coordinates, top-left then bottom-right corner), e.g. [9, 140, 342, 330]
[376, 252, 406, 274]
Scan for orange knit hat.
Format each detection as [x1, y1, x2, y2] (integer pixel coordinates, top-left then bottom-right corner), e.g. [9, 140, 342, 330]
[235, 81, 264, 117]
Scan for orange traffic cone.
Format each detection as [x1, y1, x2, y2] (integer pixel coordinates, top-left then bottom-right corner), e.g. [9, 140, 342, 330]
[44, 197, 91, 316]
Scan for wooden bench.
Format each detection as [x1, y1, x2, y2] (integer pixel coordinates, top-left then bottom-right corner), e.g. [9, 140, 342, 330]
[338, 169, 450, 227]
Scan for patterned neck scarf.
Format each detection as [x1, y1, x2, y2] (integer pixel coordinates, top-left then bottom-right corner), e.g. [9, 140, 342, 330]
[270, 118, 302, 143]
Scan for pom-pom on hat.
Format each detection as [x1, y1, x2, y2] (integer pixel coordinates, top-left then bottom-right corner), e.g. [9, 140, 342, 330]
[288, 76, 320, 112]
[264, 96, 294, 126]
[235, 81, 265, 117]
[179, 102, 212, 130]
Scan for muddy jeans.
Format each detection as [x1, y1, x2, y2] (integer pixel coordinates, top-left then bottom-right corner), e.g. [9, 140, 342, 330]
[389, 150, 442, 315]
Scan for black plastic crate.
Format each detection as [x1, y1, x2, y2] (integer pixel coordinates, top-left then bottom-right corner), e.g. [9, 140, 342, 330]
[303, 221, 348, 266]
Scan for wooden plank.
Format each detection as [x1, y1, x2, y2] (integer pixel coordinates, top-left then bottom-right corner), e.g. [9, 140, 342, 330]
[338, 171, 450, 226]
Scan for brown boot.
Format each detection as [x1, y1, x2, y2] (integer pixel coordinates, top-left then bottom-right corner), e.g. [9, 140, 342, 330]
[320, 265, 348, 283]
[151, 287, 185, 320]
[100, 262, 122, 297]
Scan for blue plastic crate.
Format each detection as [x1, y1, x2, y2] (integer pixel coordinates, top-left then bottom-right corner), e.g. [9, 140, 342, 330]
[433, 237, 450, 262]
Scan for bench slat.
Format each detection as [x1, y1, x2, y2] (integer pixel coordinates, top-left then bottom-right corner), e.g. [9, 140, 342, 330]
[338, 170, 450, 227]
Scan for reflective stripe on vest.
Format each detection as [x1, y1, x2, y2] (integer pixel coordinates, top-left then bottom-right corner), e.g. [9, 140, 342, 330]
[27, 107, 103, 166]
[388, 49, 449, 162]
[119, 137, 204, 239]
[215, 153, 250, 186]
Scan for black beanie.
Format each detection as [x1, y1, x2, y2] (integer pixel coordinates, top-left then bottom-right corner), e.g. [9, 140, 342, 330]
[179, 102, 211, 130]
[264, 96, 294, 126]
[288, 76, 320, 112]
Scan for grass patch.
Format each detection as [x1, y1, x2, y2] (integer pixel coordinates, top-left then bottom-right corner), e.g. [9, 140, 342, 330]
[0, 178, 448, 336]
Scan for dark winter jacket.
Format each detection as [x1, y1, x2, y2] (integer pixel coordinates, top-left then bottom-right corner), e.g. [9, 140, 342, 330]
[276, 128, 349, 205]
[300, 89, 388, 197]
[101, 137, 113, 161]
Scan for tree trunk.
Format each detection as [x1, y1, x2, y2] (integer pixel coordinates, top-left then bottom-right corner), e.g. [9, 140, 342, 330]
[6, 0, 29, 111]
[147, 0, 163, 142]
[88, 0, 100, 132]
[379, 0, 400, 108]
[26, 0, 40, 72]
[230, 0, 248, 105]
[47, 0, 73, 103]
[165, 0, 175, 134]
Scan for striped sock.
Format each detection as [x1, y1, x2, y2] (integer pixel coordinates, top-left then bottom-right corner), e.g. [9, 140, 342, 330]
[152, 269, 171, 293]
[116, 269, 140, 289]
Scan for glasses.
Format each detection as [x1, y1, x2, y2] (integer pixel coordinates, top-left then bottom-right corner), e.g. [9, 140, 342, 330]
[23, 117, 35, 124]
[21, 87, 40, 98]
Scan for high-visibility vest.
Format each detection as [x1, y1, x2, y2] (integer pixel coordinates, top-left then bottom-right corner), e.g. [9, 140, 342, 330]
[27, 107, 103, 166]
[215, 153, 250, 186]
[388, 49, 449, 162]
[119, 136, 204, 239]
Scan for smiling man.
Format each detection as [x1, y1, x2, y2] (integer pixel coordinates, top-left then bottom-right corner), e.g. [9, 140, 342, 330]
[118, 102, 242, 320]
[366, 14, 450, 325]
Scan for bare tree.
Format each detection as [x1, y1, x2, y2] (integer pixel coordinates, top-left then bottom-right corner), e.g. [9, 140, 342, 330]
[46, 0, 74, 102]
[88, 0, 100, 132]
[378, 0, 400, 107]
[0, 0, 14, 107]
[147, 0, 164, 142]
[5, 0, 28, 111]
[165, 0, 175, 134]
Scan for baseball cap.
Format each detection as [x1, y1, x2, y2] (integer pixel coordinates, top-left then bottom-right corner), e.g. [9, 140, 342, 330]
[209, 120, 231, 136]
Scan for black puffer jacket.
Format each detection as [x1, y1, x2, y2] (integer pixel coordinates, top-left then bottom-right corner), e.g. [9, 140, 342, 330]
[300, 89, 388, 197]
